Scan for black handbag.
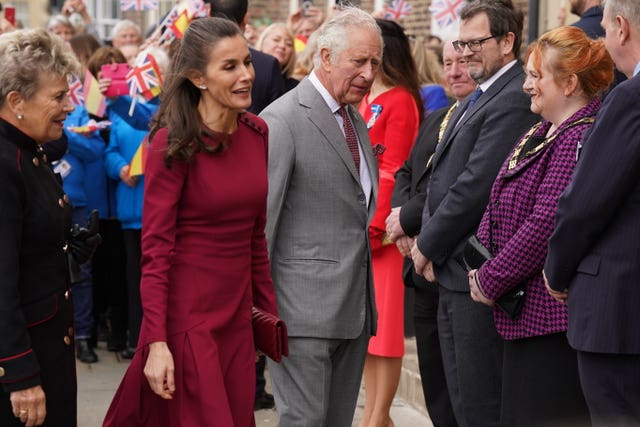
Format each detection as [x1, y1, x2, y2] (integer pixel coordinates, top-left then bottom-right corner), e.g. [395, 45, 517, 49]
[462, 235, 526, 319]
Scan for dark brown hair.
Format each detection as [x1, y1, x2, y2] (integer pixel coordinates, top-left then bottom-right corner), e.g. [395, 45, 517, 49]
[149, 17, 244, 166]
[375, 19, 424, 121]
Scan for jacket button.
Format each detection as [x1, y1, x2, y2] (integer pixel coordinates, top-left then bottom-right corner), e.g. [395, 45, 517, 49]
[32, 157, 39, 167]
[63, 243, 69, 253]
[63, 336, 71, 346]
[68, 327, 74, 337]
[64, 290, 71, 300]
[63, 194, 70, 204]
[0, 367, 5, 377]
[58, 198, 64, 208]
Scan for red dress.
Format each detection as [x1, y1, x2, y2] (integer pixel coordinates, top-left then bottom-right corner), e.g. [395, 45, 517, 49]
[103, 113, 278, 427]
[358, 87, 419, 357]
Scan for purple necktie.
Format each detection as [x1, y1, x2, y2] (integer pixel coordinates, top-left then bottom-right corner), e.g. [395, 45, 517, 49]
[339, 107, 360, 171]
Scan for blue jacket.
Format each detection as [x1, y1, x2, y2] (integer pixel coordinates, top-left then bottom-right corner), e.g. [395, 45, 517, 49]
[104, 101, 158, 229]
[61, 106, 104, 208]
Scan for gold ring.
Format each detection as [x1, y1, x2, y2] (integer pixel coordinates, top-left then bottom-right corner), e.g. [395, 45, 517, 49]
[19, 409, 27, 415]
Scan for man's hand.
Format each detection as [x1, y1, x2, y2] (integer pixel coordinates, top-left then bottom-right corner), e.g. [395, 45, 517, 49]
[411, 241, 435, 281]
[385, 207, 404, 242]
[543, 271, 568, 304]
[395, 236, 413, 257]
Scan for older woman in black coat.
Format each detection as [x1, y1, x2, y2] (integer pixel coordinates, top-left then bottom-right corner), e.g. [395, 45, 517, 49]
[0, 28, 83, 427]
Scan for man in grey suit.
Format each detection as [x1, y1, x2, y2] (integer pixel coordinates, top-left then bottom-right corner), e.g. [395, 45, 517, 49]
[260, 7, 381, 427]
[544, 0, 640, 424]
[410, 1, 539, 426]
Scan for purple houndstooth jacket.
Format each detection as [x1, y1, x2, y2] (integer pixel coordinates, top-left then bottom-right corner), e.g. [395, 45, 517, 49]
[475, 97, 601, 340]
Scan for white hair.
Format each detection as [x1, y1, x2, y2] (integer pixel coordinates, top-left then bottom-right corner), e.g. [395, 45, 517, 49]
[312, 7, 382, 68]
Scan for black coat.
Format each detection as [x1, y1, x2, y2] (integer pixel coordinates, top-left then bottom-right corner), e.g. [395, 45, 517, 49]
[0, 118, 77, 426]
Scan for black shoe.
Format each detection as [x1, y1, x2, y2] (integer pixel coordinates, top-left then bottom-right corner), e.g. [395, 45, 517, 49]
[120, 347, 136, 359]
[76, 339, 98, 363]
[254, 392, 275, 410]
[107, 336, 126, 352]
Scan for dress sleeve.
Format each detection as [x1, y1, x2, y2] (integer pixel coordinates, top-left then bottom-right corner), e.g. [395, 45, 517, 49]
[138, 129, 188, 346]
[251, 125, 278, 316]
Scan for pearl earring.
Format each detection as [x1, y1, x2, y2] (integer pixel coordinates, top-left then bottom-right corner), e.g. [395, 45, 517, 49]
[17, 114, 23, 120]
[198, 85, 207, 90]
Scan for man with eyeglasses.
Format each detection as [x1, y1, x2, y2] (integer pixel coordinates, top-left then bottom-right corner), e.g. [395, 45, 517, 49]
[410, 1, 538, 426]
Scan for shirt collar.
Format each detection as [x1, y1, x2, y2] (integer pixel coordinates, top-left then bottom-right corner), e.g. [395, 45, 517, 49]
[478, 59, 518, 93]
[309, 70, 342, 113]
[634, 62, 640, 77]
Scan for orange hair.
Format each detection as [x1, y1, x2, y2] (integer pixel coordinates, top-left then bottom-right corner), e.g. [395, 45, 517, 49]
[526, 26, 614, 99]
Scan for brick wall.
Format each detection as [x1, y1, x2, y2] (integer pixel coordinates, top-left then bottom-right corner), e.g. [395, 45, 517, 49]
[247, 0, 531, 45]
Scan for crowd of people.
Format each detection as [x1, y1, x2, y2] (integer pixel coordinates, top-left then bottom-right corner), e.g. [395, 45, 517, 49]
[0, 0, 639, 426]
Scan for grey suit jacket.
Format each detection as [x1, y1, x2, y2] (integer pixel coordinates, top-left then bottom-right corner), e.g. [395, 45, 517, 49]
[417, 63, 539, 292]
[261, 78, 379, 339]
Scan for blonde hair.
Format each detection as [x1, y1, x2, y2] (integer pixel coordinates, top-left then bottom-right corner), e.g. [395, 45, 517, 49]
[411, 36, 444, 86]
[256, 23, 297, 78]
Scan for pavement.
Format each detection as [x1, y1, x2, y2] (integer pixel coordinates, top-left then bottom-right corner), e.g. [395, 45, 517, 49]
[77, 338, 433, 426]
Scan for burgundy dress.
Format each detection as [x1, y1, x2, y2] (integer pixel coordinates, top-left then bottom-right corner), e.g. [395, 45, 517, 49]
[103, 112, 278, 427]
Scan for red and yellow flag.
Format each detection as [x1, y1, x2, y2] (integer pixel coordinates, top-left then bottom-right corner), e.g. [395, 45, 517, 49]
[128, 136, 149, 177]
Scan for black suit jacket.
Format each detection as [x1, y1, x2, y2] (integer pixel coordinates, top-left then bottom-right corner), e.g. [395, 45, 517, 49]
[392, 106, 451, 289]
[544, 74, 640, 354]
[416, 63, 539, 292]
[249, 47, 285, 114]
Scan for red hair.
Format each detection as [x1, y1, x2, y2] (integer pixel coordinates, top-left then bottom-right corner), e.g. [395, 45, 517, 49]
[526, 26, 614, 98]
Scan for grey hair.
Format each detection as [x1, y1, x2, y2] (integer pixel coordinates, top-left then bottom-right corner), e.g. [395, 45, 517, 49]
[0, 28, 80, 107]
[47, 14, 74, 32]
[312, 7, 382, 69]
[602, 0, 640, 27]
[110, 19, 141, 40]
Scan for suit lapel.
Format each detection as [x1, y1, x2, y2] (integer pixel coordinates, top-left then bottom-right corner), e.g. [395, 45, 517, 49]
[432, 64, 524, 169]
[298, 80, 363, 184]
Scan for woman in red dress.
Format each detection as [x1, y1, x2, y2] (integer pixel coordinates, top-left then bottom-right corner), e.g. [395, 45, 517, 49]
[357, 19, 422, 427]
[103, 17, 278, 427]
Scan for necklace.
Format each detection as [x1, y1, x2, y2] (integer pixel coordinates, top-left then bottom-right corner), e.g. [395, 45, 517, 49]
[507, 117, 594, 170]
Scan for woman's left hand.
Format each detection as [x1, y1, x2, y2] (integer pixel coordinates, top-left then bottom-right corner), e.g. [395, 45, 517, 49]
[468, 269, 494, 306]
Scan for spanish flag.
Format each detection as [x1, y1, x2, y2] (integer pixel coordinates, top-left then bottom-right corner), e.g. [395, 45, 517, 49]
[84, 70, 107, 117]
[128, 136, 149, 177]
[170, 9, 190, 39]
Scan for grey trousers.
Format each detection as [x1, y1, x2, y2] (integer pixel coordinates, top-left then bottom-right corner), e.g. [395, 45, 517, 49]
[268, 325, 370, 427]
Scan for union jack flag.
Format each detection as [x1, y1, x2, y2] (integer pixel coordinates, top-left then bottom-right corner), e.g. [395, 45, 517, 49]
[385, 0, 412, 20]
[67, 74, 84, 106]
[189, 0, 209, 18]
[119, 0, 159, 12]
[127, 54, 163, 100]
[429, 0, 466, 29]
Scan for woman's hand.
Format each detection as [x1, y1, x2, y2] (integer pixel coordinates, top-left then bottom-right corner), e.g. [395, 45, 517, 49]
[468, 269, 494, 307]
[10, 385, 46, 426]
[144, 342, 175, 400]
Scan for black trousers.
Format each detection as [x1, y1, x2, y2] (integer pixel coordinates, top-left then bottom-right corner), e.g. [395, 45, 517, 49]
[501, 332, 590, 427]
[92, 219, 128, 346]
[122, 229, 142, 349]
[414, 284, 458, 427]
[578, 350, 640, 427]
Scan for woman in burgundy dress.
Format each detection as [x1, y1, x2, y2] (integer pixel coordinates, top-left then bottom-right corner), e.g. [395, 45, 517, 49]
[103, 17, 278, 427]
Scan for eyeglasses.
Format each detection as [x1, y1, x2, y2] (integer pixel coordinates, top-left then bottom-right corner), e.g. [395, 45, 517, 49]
[452, 35, 500, 53]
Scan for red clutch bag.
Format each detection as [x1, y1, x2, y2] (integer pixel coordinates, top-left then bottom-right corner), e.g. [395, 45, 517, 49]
[252, 307, 289, 363]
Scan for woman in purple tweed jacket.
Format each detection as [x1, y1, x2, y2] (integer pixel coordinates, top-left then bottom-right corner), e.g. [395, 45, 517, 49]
[467, 26, 614, 427]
